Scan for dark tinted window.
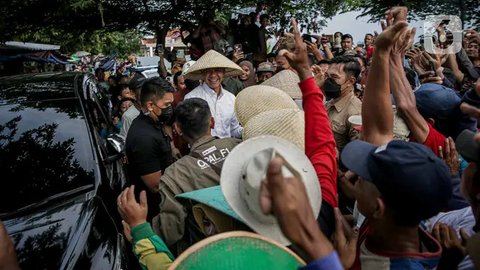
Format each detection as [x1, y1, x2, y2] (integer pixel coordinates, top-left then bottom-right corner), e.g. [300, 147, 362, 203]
[0, 78, 95, 214]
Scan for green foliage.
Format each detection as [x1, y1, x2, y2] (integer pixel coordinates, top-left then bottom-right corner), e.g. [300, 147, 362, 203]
[1, 0, 361, 53]
[16, 28, 142, 57]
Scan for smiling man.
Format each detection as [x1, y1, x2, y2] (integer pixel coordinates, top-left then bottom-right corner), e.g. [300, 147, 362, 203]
[183, 50, 244, 139]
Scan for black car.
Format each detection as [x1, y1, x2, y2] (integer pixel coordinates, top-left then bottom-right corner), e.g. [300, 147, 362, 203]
[0, 72, 131, 269]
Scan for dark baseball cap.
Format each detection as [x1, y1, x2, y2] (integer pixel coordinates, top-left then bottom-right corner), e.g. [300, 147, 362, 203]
[341, 140, 452, 222]
[456, 129, 479, 162]
[415, 83, 460, 120]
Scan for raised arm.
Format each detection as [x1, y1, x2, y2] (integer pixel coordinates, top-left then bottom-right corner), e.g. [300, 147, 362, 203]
[281, 18, 337, 208]
[362, 8, 409, 145]
[390, 44, 430, 143]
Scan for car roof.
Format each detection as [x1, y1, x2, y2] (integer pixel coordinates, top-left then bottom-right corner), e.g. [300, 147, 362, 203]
[0, 72, 85, 103]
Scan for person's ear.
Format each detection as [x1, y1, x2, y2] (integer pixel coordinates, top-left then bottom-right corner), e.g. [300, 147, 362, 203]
[372, 197, 386, 219]
[427, 118, 435, 126]
[146, 101, 154, 112]
[173, 122, 183, 136]
[210, 117, 215, 129]
[348, 75, 356, 86]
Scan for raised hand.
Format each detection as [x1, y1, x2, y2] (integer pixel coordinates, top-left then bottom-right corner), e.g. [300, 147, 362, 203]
[279, 18, 311, 80]
[260, 158, 334, 262]
[465, 29, 480, 45]
[438, 137, 460, 176]
[433, 223, 469, 270]
[374, 20, 409, 53]
[311, 64, 325, 88]
[117, 185, 148, 228]
[406, 48, 427, 74]
[333, 208, 359, 269]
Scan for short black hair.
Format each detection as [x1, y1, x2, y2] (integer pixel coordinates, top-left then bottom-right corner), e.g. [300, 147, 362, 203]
[185, 79, 200, 91]
[341, 34, 353, 41]
[260, 14, 269, 21]
[174, 98, 211, 141]
[329, 55, 361, 79]
[140, 77, 175, 106]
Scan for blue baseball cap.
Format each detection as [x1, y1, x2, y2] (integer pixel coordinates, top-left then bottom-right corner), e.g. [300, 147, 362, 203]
[341, 140, 452, 222]
[415, 83, 460, 120]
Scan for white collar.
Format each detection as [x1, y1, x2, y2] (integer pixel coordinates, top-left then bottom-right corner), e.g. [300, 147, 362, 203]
[202, 83, 224, 98]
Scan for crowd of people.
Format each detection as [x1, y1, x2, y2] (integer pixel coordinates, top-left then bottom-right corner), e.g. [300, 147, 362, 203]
[2, 4, 480, 270]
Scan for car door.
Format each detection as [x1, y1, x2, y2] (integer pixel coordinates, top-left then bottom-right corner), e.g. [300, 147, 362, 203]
[80, 74, 127, 192]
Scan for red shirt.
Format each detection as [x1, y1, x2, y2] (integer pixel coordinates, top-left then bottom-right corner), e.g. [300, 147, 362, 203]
[299, 77, 338, 208]
[410, 122, 446, 156]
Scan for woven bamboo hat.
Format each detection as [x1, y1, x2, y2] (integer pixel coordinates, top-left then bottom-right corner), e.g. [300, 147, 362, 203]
[169, 231, 305, 270]
[262, 69, 302, 99]
[235, 85, 297, 126]
[243, 109, 305, 150]
[183, 50, 243, 80]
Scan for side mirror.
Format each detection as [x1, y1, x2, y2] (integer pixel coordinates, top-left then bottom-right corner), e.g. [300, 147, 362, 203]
[105, 134, 125, 163]
[107, 133, 125, 154]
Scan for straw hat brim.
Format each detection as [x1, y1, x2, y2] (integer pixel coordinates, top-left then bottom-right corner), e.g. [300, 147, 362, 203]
[221, 135, 321, 246]
[169, 231, 305, 269]
[183, 50, 243, 80]
[235, 85, 297, 126]
[262, 70, 302, 99]
[243, 109, 305, 151]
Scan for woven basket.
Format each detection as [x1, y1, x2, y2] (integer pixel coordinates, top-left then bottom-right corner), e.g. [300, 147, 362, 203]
[262, 69, 302, 99]
[243, 109, 305, 150]
[183, 50, 243, 80]
[235, 85, 298, 126]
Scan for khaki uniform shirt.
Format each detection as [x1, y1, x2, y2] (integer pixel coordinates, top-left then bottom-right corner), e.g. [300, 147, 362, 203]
[326, 91, 362, 152]
[155, 135, 241, 245]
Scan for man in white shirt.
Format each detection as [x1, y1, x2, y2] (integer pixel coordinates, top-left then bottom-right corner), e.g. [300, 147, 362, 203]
[183, 50, 244, 139]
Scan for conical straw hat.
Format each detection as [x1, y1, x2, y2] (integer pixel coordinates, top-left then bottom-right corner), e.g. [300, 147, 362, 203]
[169, 231, 305, 269]
[235, 85, 297, 126]
[262, 69, 302, 99]
[243, 109, 305, 150]
[183, 50, 243, 80]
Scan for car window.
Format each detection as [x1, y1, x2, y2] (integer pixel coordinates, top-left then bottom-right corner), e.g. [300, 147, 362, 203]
[0, 79, 96, 214]
[82, 77, 114, 158]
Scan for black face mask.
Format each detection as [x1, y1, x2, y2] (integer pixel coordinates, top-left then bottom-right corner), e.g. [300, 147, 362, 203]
[159, 105, 173, 123]
[323, 78, 342, 100]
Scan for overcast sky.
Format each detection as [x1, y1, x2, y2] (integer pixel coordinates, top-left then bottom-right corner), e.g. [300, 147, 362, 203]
[322, 11, 424, 45]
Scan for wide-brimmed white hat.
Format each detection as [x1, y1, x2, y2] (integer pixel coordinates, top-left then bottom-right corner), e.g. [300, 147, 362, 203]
[243, 109, 305, 150]
[181, 60, 196, 75]
[183, 50, 243, 80]
[262, 69, 302, 99]
[235, 85, 297, 126]
[221, 135, 321, 245]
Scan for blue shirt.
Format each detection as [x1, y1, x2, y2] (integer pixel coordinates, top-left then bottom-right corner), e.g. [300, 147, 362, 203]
[299, 252, 343, 270]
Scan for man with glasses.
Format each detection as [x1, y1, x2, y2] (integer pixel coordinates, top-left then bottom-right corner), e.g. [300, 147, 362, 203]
[125, 77, 175, 222]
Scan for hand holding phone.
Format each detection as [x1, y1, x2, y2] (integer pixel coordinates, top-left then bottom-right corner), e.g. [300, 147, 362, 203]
[234, 44, 243, 52]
